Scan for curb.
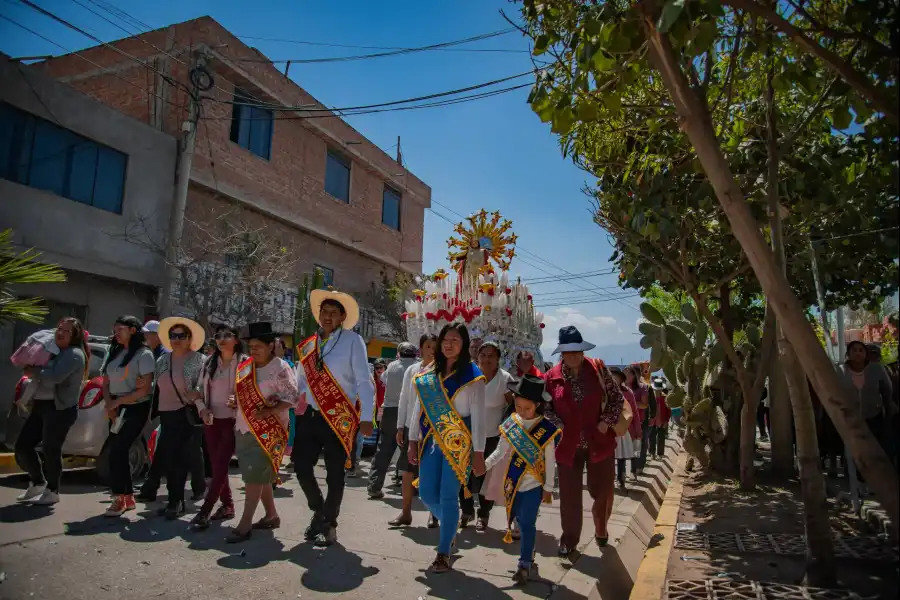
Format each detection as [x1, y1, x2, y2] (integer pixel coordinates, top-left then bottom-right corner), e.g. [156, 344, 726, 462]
[0, 452, 94, 475]
[628, 450, 688, 600]
[547, 439, 682, 600]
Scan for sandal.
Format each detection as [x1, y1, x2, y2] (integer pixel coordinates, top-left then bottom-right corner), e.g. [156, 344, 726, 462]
[428, 553, 452, 573]
[388, 515, 412, 527]
[211, 505, 235, 521]
[252, 515, 281, 530]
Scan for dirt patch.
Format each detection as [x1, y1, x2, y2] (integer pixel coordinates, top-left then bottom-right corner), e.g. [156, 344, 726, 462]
[666, 464, 898, 598]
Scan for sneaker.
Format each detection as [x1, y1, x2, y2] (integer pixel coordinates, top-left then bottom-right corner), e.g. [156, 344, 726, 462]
[124, 495, 136, 512]
[31, 489, 60, 505]
[459, 513, 474, 529]
[304, 514, 323, 541]
[313, 525, 337, 547]
[512, 566, 529, 585]
[16, 484, 46, 503]
[104, 496, 127, 517]
[427, 515, 439, 529]
[368, 490, 385, 500]
[475, 517, 489, 533]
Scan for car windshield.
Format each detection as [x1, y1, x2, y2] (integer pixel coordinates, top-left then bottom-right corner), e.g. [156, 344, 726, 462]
[88, 344, 108, 379]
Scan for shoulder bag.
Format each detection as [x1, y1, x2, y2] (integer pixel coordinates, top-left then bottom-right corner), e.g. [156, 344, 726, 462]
[590, 358, 633, 437]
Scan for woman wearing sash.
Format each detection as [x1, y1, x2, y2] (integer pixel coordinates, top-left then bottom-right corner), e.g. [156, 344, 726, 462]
[408, 323, 487, 573]
[483, 374, 559, 585]
[227, 322, 297, 544]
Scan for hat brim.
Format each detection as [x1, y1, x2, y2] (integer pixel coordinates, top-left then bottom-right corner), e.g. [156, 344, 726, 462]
[310, 289, 360, 330]
[506, 380, 552, 403]
[551, 341, 596, 355]
[158, 317, 206, 352]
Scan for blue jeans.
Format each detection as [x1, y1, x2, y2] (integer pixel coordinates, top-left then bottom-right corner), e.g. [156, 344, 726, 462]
[418, 438, 462, 555]
[511, 487, 543, 568]
[355, 431, 363, 462]
[287, 408, 296, 447]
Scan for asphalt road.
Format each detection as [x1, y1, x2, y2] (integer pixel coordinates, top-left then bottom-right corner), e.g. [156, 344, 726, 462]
[0, 457, 627, 600]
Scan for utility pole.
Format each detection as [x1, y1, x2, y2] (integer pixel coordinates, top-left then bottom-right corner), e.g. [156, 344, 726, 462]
[396, 135, 402, 166]
[159, 50, 208, 315]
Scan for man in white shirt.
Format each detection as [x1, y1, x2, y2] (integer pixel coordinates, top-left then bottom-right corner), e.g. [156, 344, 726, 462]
[294, 290, 375, 547]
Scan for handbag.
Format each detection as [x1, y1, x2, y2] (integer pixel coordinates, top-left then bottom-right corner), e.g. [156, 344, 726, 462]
[590, 358, 633, 438]
[170, 367, 203, 427]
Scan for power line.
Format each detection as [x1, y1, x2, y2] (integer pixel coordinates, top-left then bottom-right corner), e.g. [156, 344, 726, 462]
[812, 226, 899, 243]
[535, 295, 641, 308]
[232, 28, 518, 64]
[234, 34, 528, 54]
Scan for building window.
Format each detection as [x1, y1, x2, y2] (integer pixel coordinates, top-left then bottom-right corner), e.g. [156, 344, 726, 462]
[382, 185, 401, 230]
[229, 88, 273, 160]
[0, 101, 127, 213]
[314, 264, 334, 288]
[324, 150, 350, 202]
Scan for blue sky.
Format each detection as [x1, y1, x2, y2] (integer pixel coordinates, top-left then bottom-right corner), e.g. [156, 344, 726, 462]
[0, 0, 647, 361]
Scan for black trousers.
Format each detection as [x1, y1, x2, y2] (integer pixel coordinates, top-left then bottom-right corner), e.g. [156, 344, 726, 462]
[460, 435, 501, 519]
[142, 418, 206, 496]
[293, 409, 348, 527]
[14, 400, 77, 492]
[367, 407, 399, 493]
[648, 425, 668, 457]
[616, 457, 638, 483]
[157, 409, 201, 504]
[757, 403, 770, 438]
[108, 401, 151, 495]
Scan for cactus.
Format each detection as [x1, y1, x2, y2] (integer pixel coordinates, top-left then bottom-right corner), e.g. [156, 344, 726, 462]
[294, 267, 325, 343]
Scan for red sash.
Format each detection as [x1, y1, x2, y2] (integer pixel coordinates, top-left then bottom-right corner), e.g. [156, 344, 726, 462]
[235, 357, 288, 480]
[297, 336, 359, 467]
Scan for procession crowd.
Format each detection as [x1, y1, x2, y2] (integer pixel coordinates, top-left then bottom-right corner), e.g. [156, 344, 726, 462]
[12, 288, 676, 584]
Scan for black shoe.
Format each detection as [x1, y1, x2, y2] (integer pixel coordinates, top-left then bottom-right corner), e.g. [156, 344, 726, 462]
[190, 512, 210, 531]
[558, 544, 571, 558]
[596, 536, 609, 547]
[427, 515, 439, 529]
[512, 567, 529, 585]
[368, 490, 385, 500]
[314, 525, 336, 547]
[304, 515, 323, 541]
[225, 528, 251, 544]
[459, 513, 474, 528]
[135, 490, 157, 503]
[191, 489, 206, 502]
[158, 502, 185, 520]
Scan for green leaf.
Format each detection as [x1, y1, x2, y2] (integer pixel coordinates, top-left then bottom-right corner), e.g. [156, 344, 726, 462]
[576, 100, 599, 121]
[830, 104, 852, 130]
[603, 93, 622, 115]
[681, 302, 698, 322]
[705, 0, 725, 17]
[662, 357, 678, 384]
[592, 49, 616, 71]
[640, 335, 657, 349]
[551, 107, 575, 134]
[666, 324, 693, 354]
[534, 34, 550, 56]
[691, 21, 718, 56]
[640, 302, 666, 325]
[650, 345, 664, 371]
[658, 0, 686, 34]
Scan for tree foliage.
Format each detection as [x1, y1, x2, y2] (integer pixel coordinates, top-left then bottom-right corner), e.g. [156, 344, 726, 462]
[0, 229, 66, 325]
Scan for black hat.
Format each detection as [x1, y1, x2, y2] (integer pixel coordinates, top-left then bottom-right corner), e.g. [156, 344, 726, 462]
[552, 325, 597, 355]
[241, 322, 277, 342]
[507, 374, 551, 404]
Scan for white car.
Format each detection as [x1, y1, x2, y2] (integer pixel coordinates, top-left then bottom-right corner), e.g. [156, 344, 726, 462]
[5, 336, 155, 483]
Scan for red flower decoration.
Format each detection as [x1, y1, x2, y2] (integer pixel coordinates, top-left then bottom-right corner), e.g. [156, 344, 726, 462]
[487, 288, 495, 297]
[539, 323, 546, 329]
[505, 307, 513, 316]
[401, 312, 409, 321]
[505, 288, 512, 295]
[527, 295, 533, 301]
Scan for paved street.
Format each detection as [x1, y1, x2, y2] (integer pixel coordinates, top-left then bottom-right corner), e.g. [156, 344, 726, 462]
[0, 455, 657, 600]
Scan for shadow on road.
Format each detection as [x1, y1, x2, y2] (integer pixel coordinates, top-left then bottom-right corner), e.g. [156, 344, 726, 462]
[0, 502, 55, 523]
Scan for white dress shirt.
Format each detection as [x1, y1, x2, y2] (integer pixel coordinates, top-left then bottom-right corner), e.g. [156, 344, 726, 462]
[296, 329, 376, 423]
[483, 368, 515, 437]
[407, 364, 487, 452]
[397, 360, 427, 430]
[485, 415, 557, 493]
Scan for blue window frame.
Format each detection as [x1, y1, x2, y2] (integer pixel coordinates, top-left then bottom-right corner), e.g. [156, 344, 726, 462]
[382, 185, 401, 230]
[229, 88, 273, 160]
[0, 101, 127, 213]
[324, 150, 350, 202]
[314, 265, 334, 288]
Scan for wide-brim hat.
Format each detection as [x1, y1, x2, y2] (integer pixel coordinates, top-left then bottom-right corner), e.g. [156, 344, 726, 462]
[158, 317, 206, 352]
[507, 374, 552, 403]
[310, 289, 360, 330]
[552, 325, 596, 355]
[241, 321, 278, 343]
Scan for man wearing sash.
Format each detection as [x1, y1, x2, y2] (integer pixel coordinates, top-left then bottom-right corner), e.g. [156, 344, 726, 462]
[483, 374, 559, 585]
[295, 290, 375, 547]
[407, 323, 487, 573]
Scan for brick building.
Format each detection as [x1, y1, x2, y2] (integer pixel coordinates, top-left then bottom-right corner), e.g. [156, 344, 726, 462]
[32, 16, 431, 346]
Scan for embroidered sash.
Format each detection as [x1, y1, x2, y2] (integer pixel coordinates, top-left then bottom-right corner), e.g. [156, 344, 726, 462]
[297, 335, 359, 468]
[499, 414, 560, 543]
[235, 357, 289, 482]
[413, 362, 484, 494]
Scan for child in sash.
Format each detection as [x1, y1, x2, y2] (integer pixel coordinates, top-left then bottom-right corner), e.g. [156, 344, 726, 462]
[483, 374, 559, 585]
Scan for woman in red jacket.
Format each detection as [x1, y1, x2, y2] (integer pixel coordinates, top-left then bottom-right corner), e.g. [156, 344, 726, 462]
[544, 326, 624, 557]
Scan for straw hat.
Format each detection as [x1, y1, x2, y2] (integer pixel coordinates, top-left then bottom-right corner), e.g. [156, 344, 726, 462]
[310, 289, 360, 330]
[158, 317, 206, 352]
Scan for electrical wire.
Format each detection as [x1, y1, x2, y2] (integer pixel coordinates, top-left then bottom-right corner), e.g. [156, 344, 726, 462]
[535, 295, 641, 308]
[234, 34, 528, 54]
[812, 226, 899, 243]
[232, 28, 517, 64]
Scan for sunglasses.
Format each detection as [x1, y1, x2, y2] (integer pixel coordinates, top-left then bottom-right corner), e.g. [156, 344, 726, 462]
[168, 331, 190, 340]
[214, 332, 236, 340]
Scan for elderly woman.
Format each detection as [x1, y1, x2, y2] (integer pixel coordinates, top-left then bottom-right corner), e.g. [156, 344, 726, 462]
[408, 323, 487, 573]
[228, 322, 298, 544]
[544, 326, 624, 557]
[151, 317, 207, 519]
[15, 318, 88, 506]
[838, 341, 894, 459]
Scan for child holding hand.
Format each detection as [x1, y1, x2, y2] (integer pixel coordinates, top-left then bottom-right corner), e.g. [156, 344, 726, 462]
[483, 374, 559, 585]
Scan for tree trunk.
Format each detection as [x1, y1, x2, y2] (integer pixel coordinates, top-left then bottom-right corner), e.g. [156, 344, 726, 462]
[638, 9, 899, 526]
[780, 333, 837, 586]
[769, 359, 795, 475]
[739, 392, 758, 489]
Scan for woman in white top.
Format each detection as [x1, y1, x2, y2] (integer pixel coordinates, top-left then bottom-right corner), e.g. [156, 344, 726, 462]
[460, 341, 515, 531]
[389, 333, 438, 527]
[407, 323, 486, 573]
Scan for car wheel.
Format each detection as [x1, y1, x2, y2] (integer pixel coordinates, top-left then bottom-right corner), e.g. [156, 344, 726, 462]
[129, 436, 148, 480]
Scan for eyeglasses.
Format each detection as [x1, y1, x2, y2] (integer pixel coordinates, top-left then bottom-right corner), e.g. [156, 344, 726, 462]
[214, 332, 235, 340]
[168, 332, 190, 341]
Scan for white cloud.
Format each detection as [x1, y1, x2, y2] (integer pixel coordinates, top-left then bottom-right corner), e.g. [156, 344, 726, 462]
[543, 307, 618, 332]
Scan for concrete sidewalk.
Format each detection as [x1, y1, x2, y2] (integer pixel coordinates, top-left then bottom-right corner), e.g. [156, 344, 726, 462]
[0, 442, 679, 600]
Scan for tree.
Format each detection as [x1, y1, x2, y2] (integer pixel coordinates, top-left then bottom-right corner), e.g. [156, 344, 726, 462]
[363, 270, 416, 341]
[113, 202, 300, 332]
[0, 229, 66, 325]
